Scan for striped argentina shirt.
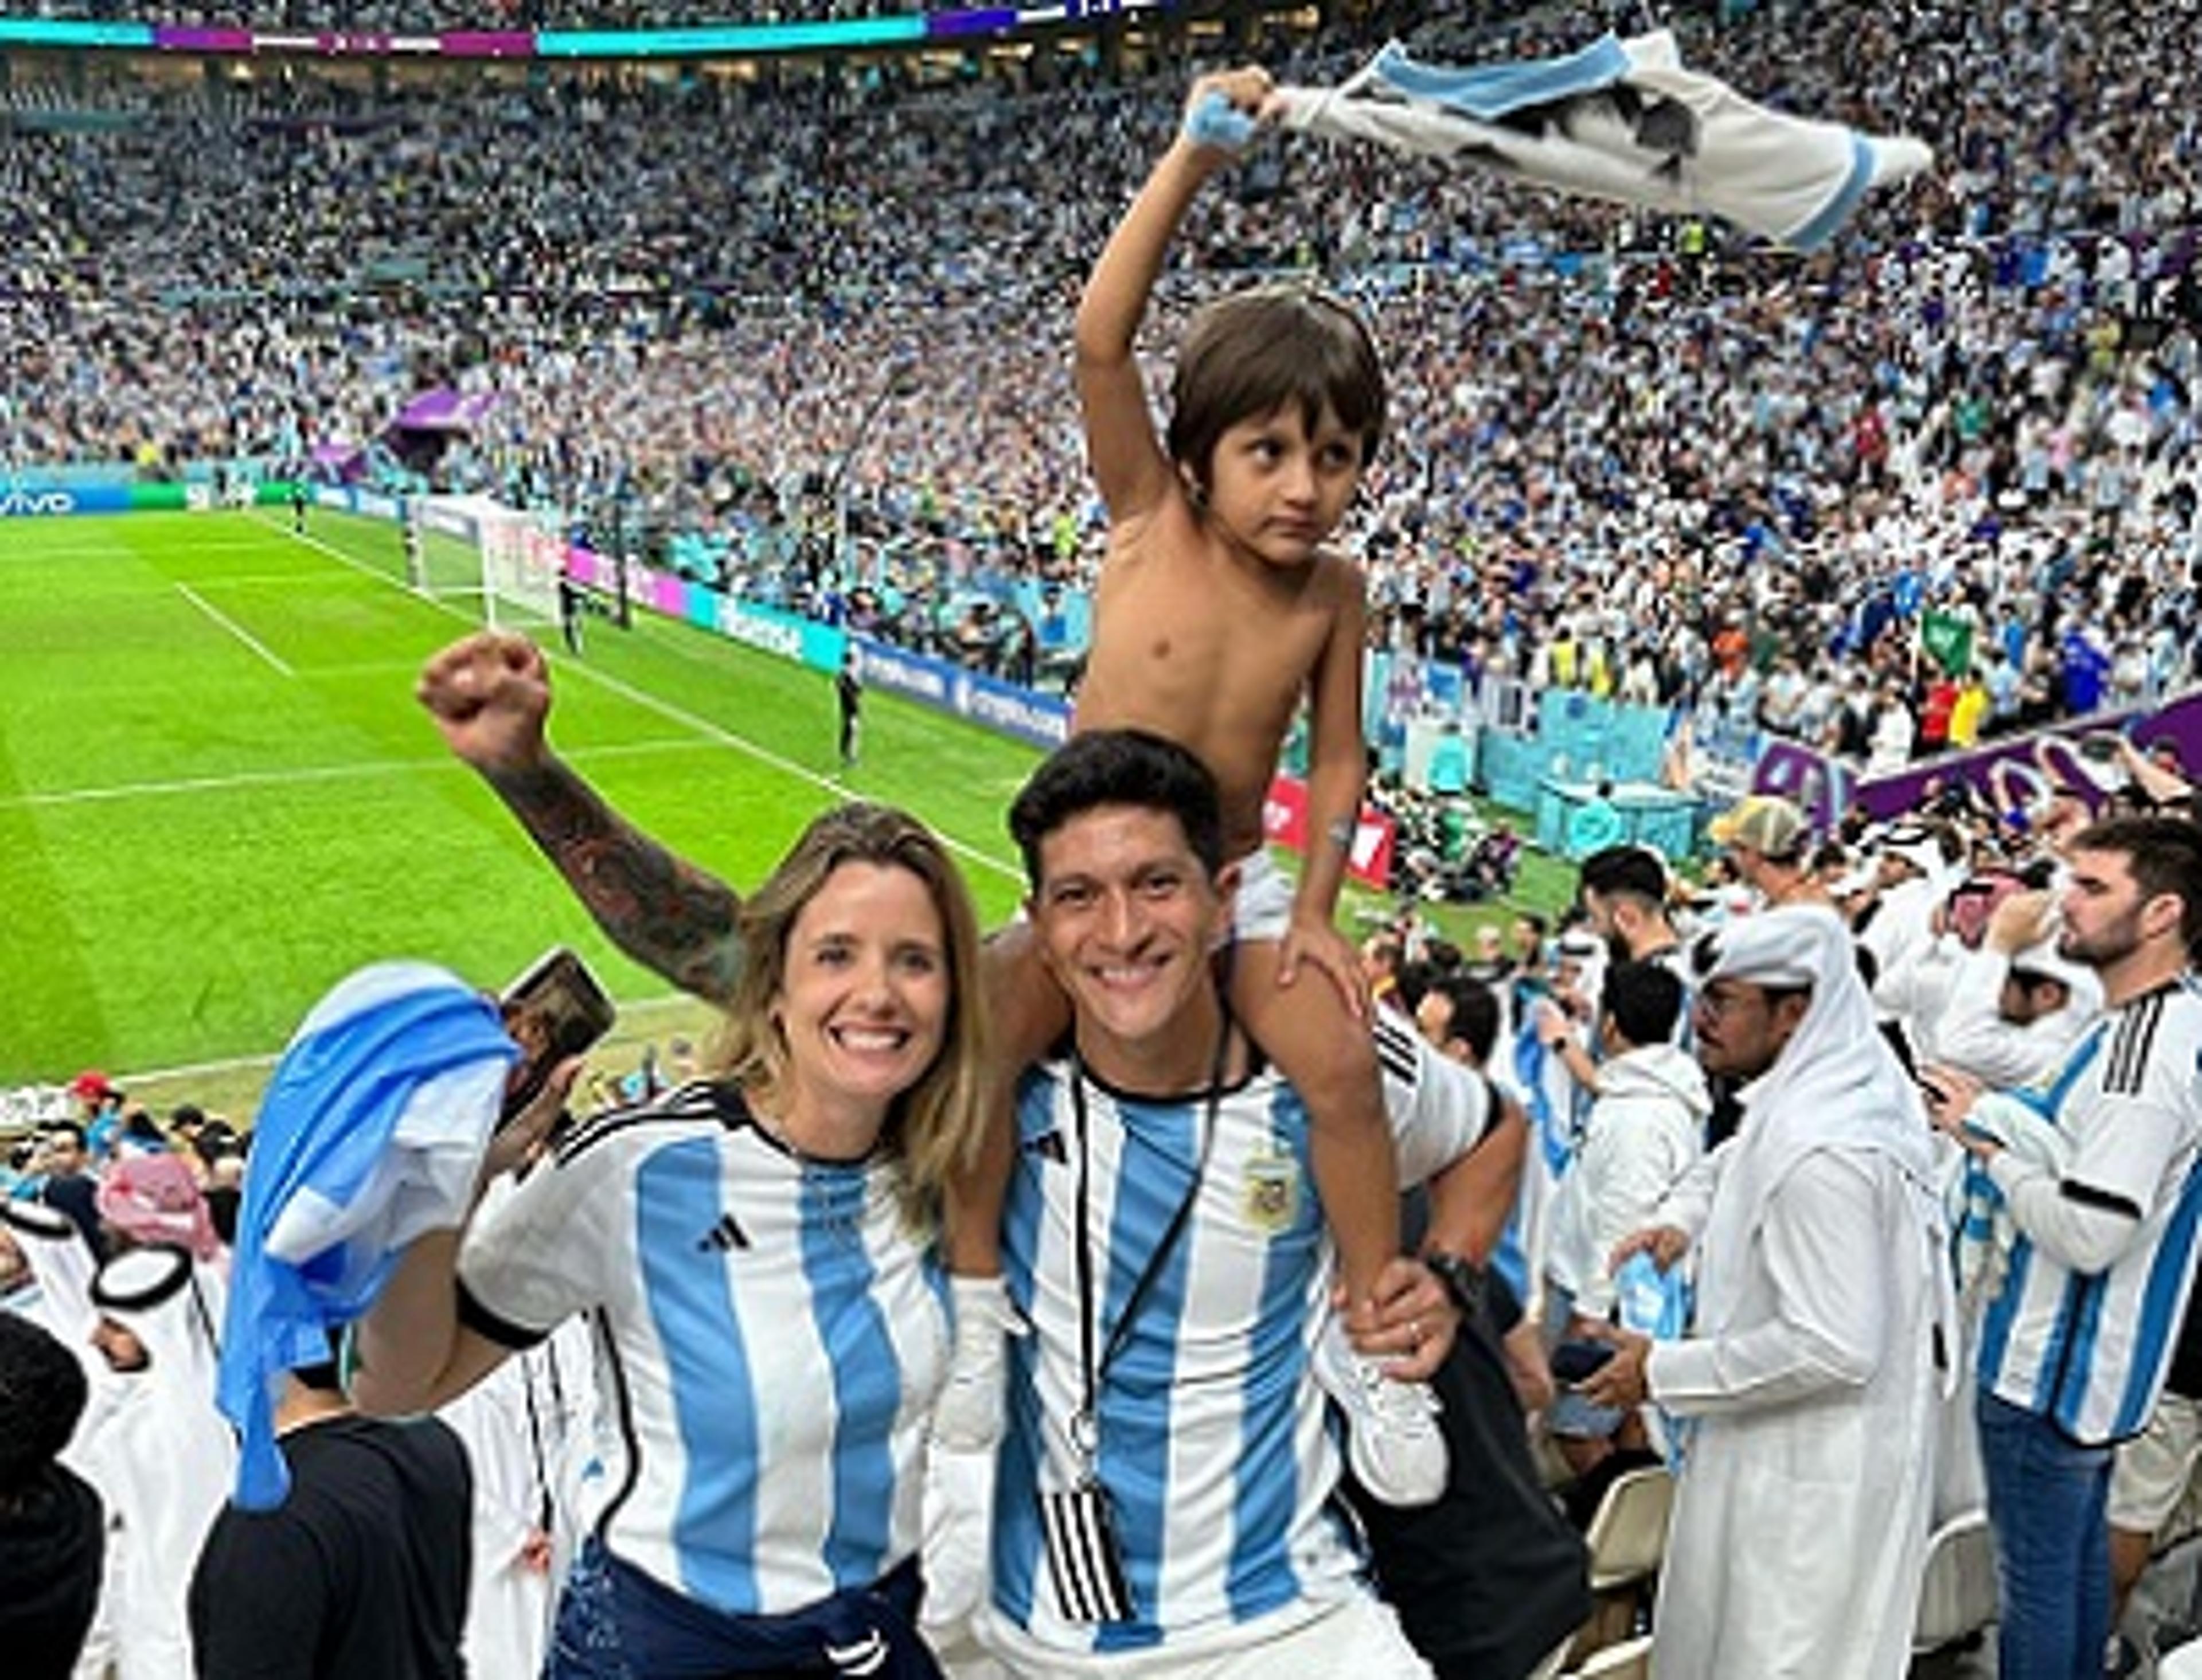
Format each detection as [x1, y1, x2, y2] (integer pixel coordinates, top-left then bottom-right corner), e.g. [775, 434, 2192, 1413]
[456, 1080, 947, 1616]
[992, 1011, 1494, 1654]
[1974, 978, 2202, 1445]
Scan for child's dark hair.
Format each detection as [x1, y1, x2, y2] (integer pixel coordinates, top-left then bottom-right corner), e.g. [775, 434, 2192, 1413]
[1165, 284, 1385, 486]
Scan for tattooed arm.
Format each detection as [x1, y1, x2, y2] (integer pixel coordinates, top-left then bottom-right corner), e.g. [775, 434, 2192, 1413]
[419, 633, 743, 1003]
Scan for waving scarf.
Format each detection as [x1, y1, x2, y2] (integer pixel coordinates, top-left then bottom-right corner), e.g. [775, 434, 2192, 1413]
[1272, 31, 1931, 253]
[217, 962, 516, 1509]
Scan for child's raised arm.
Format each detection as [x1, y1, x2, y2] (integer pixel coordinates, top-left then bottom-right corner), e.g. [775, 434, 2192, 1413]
[1073, 67, 1272, 526]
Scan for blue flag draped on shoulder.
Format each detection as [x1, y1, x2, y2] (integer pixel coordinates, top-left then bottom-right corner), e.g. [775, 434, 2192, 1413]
[1272, 32, 1932, 253]
[216, 961, 517, 1509]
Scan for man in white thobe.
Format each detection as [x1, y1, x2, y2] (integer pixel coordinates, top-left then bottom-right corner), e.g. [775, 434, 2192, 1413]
[80, 1244, 236, 1680]
[1583, 906, 1950, 1679]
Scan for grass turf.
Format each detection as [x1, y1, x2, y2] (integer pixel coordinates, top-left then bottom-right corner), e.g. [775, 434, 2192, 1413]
[0, 509, 1576, 1107]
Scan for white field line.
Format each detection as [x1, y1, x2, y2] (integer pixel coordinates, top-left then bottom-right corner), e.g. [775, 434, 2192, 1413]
[249, 511, 1026, 884]
[3, 538, 282, 562]
[1, 737, 723, 812]
[175, 581, 295, 677]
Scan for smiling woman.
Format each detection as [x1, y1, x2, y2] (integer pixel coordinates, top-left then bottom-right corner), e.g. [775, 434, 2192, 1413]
[353, 800, 991, 1679]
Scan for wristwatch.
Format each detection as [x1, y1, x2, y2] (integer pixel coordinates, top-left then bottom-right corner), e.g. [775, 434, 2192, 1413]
[1421, 1249, 1486, 1319]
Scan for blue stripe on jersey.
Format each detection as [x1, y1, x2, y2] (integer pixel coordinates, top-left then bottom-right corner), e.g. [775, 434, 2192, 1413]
[2039, 1025, 2107, 1122]
[2051, 1274, 2110, 1436]
[993, 1072, 1055, 1633]
[993, 1333, 1045, 1633]
[1226, 1083, 1321, 1625]
[1977, 1234, 2033, 1386]
[800, 1169, 899, 1589]
[1092, 1095, 1201, 1655]
[635, 1139, 759, 1611]
[2031, 1272, 2088, 1416]
[2111, 1165, 2202, 1437]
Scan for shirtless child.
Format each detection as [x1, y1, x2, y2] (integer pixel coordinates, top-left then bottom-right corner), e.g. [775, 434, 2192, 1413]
[935, 65, 1442, 1502]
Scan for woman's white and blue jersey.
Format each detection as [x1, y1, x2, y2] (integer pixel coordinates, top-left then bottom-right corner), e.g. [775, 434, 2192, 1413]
[1974, 979, 2202, 1445]
[993, 1018, 1493, 1654]
[455, 1080, 946, 1616]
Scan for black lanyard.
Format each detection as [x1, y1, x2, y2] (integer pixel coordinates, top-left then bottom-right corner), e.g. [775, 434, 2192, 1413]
[1063, 1010, 1231, 1474]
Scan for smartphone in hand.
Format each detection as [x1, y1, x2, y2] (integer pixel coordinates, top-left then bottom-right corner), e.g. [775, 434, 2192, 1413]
[500, 948, 616, 1126]
[1550, 1339, 1616, 1386]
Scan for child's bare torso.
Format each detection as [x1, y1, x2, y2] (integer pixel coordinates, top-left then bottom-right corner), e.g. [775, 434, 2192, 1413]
[1074, 509, 1352, 861]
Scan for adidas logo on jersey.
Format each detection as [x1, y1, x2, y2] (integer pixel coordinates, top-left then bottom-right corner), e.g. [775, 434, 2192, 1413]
[697, 1213, 749, 1253]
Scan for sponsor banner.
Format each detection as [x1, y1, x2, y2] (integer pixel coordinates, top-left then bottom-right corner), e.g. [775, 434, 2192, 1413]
[314, 486, 354, 513]
[356, 491, 401, 522]
[849, 640, 1072, 751]
[1263, 773, 1397, 890]
[715, 596, 808, 664]
[1753, 689, 2202, 829]
[0, 484, 130, 517]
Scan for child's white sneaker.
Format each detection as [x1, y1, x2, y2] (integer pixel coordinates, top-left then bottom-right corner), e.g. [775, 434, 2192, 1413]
[1313, 1313, 1447, 1507]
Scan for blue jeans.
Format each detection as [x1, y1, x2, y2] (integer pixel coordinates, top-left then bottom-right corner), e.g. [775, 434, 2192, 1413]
[545, 1541, 940, 1679]
[1977, 1392, 2114, 1680]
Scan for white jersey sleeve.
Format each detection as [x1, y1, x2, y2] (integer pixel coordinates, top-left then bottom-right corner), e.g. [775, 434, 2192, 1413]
[456, 1097, 685, 1345]
[1374, 1005, 1498, 1188]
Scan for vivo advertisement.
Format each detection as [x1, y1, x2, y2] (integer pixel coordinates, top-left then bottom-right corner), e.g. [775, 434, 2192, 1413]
[1, 482, 299, 517]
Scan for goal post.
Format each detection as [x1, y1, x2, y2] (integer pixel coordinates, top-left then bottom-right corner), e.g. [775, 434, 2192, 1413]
[413, 494, 567, 633]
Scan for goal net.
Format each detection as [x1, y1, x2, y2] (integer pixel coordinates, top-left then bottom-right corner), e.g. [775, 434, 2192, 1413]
[413, 494, 566, 632]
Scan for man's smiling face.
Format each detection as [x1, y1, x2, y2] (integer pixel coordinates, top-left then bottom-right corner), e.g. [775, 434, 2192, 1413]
[1028, 804, 1233, 1061]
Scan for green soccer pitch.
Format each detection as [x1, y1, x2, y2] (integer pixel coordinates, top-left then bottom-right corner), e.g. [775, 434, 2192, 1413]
[0, 508, 1577, 1093]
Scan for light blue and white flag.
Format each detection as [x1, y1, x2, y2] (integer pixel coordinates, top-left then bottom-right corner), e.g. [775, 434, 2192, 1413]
[1272, 32, 1932, 253]
[217, 962, 516, 1508]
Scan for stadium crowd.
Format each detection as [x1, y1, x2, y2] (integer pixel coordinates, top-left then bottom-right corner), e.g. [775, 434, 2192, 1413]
[16, 745, 2202, 1676]
[17, 3, 2202, 1675]
[3, 0, 2201, 752]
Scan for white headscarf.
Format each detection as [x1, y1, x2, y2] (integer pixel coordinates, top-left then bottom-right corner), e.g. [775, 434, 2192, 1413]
[1695, 906, 1942, 1334]
[2, 1198, 100, 1347]
[84, 1245, 237, 1680]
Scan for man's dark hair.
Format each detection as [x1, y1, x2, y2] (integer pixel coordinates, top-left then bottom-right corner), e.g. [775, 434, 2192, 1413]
[1009, 729, 1224, 889]
[1426, 974, 1501, 1065]
[0, 1313, 89, 1495]
[2070, 814, 2202, 953]
[44, 1122, 85, 1151]
[1579, 846, 1670, 914]
[1393, 959, 1437, 1018]
[1601, 961, 1685, 1051]
[1517, 912, 1549, 938]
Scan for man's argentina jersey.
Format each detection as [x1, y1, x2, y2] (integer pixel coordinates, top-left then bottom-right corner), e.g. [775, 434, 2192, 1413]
[993, 1016, 1492, 1652]
[456, 1080, 947, 1615]
[1975, 978, 2202, 1445]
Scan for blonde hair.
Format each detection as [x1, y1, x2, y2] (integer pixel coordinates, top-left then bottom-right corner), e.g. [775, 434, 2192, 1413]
[710, 802, 990, 1231]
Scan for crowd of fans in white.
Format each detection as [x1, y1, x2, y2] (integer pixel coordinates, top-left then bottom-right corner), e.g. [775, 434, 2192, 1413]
[12, 2, 2202, 1674]
[4, 0, 2201, 752]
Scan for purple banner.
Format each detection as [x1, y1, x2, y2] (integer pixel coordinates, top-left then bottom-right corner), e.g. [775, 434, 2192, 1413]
[154, 25, 252, 50]
[926, 9, 1020, 34]
[1754, 691, 2202, 829]
[388, 387, 502, 433]
[440, 31, 534, 56]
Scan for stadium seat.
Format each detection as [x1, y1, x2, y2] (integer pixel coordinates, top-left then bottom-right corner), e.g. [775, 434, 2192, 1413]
[1565, 1465, 1674, 1665]
[1565, 1632, 1653, 1679]
[1912, 1508, 1998, 1654]
[1584, 1465, 1674, 1594]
